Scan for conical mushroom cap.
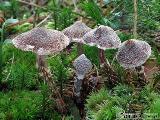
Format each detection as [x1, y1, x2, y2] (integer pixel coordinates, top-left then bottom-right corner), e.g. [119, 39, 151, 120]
[73, 54, 92, 79]
[116, 39, 151, 68]
[83, 25, 121, 50]
[83, 28, 98, 46]
[63, 21, 92, 43]
[12, 27, 70, 55]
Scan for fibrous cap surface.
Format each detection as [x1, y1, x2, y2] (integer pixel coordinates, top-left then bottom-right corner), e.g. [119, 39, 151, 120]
[12, 27, 70, 55]
[83, 25, 121, 50]
[116, 39, 151, 68]
[63, 21, 91, 43]
[73, 54, 92, 79]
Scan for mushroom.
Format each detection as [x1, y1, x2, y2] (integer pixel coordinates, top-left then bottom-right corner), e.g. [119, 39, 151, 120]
[84, 25, 121, 64]
[73, 54, 92, 118]
[116, 39, 151, 87]
[83, 25, 121, 88]
[73, 54, 92, 97]
[12, 27, 70, 113]
[63, 21, 92, 55]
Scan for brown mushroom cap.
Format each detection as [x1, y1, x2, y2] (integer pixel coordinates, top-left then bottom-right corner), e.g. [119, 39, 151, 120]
[116, 39, 151, 68]
[12, 27, 70, 55]
[63, 21, 92, 43]
[83, 25, 121, 50]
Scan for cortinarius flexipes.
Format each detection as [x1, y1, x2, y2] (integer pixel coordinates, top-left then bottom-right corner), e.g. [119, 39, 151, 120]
[116, 39, 151, 87]
[73, 54, 92, 97]
[12, 27, 70, 113]
[83, 25, 121, 88]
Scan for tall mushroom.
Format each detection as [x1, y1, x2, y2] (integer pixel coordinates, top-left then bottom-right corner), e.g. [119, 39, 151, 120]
[83, 25, 121, 88]
[73, 54, 92, 118]
[116, 39, 151, 87]
[73, 54, 92, 96]
[63, 21, 92, 55]
[12, 27, 70, 113]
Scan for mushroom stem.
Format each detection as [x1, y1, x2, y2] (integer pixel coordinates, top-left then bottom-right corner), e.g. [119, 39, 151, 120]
[99, 49, 106, 64]
[135, 66, 147, 88]
[37, 55, 67, 114]
[74, 76, 83, 97]
[37, 55, 46, 70]
[74, 76, 85, 119]
[98, 49, 119, 88]
[77, 43, 84, 55]
[98, 49, 110, 66]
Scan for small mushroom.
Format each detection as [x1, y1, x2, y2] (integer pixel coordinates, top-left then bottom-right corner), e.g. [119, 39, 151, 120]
[116, 39, 151, 87]
[83, 25, 121, 88]
[12, 27, 70, 113]
[63, 21, 92, 55]
[73, 54, 92, 96]
[84, 25, 121, 64]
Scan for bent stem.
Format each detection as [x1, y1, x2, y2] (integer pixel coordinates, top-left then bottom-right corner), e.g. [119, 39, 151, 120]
[37, 55, 67, 114]
[98, 49, 119, 88]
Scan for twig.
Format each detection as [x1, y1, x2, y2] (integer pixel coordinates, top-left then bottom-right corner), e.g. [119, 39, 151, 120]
[111, 55, 116, 66]
[36, 14, 51, 27]
[18, 0, 46, 9]
[72, 0, 82, 21]
[6, 15, 47, 29]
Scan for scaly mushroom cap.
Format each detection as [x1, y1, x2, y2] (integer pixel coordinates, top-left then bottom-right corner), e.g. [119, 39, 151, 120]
[12, 27, 70, 55]
[116, 39, 151, 68]
[63, 21, 92, 43]
[73, 54, 92, 79]
[83, 25, 121, 50]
